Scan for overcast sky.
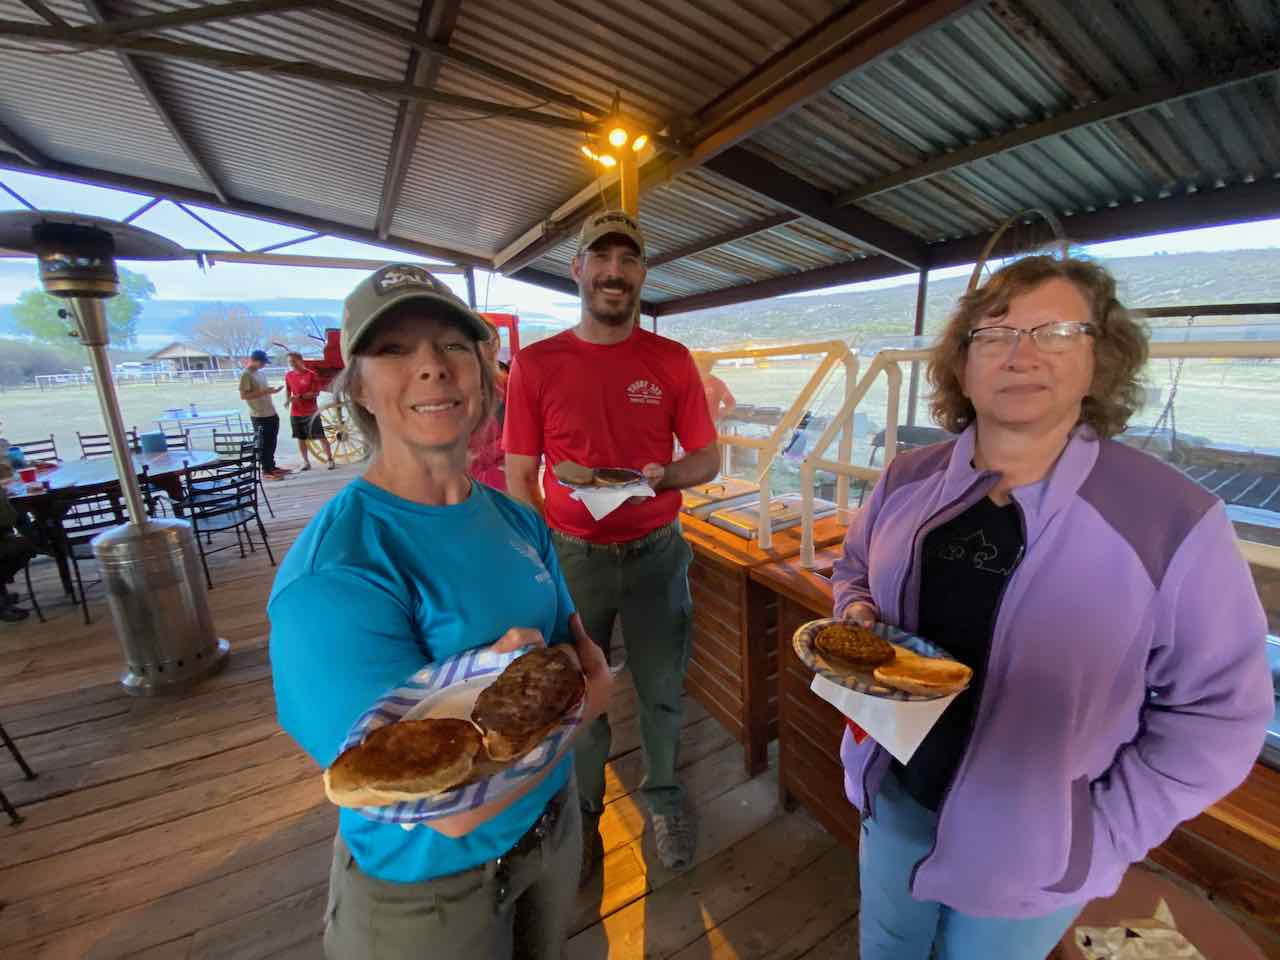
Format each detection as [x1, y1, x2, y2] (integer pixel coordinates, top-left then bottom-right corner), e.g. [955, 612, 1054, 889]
[3, 166, 1278, 324]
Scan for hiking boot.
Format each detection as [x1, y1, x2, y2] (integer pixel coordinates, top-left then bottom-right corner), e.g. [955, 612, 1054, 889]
[579, 809, 602, 889]
[652, 810, 696, 870]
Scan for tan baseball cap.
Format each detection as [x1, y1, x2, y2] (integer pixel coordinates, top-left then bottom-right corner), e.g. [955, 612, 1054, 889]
[577, 210, 646, 258]
[341, 264, 489, 363]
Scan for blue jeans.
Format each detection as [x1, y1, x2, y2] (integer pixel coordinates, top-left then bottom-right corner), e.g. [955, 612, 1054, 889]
[859, 770, 1081, 960]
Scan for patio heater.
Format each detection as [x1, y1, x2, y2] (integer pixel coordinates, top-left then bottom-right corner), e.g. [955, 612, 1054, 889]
[0, 211, 229, 695]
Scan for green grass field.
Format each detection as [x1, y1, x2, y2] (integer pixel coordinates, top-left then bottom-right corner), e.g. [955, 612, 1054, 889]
[0, 378, 299, 463]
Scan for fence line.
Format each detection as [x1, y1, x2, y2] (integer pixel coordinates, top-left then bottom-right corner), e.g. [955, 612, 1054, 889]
[34, 366, 287, 390]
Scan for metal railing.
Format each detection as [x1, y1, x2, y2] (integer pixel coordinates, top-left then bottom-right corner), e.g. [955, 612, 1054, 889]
[798, 336, 1280, 572]
[693, 340, 858, 548]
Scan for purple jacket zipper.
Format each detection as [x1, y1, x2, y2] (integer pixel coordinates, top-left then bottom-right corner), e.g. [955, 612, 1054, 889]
[907, 498, 1028, 895]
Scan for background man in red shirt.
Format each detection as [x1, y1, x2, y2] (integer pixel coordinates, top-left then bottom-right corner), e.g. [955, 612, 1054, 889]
[284, 352, 335, 471]
[505, 211, 719, 880]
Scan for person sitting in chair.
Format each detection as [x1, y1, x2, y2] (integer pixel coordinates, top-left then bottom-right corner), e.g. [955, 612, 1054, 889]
[0, 488, 36, 623]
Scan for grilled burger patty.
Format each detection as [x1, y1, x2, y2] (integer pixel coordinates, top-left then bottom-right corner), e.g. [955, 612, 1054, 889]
[814, 622, 895, 668]
[472, 645, 585, 761]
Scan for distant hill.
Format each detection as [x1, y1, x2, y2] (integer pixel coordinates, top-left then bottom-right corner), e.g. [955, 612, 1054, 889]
[658, 248, 1280, 347]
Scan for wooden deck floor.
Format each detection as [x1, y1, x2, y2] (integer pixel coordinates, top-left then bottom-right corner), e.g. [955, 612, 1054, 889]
[0, 461, 858, 959]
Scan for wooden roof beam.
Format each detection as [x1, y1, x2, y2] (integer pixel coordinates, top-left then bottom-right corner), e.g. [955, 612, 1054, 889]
[92, 0, 311, 35]
[0, 157, 490, 268]
[836, 54, 1280, 207]
[703, 147, 926, 268]
[0, 18, 597, 135]
[80, 0, 230, 204]
[654, 178, 1280, 316]
[376, 0, 461, 240]
[0, 118, 49, 168]
[495, 0, 975, 278]
[647, 212, 799, 268]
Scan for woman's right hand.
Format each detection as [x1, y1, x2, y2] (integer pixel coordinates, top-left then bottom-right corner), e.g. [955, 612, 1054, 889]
[842, 601, 878, 628]
[565, 612, 613, 726]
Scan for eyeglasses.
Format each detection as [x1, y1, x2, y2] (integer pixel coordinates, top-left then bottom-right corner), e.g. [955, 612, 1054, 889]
[967, 320, 1096, 355]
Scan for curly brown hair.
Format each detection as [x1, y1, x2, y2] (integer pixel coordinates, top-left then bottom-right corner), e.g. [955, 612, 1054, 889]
[926, 256, 1148, 438]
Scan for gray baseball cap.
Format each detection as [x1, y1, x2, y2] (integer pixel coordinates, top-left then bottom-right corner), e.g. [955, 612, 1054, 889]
[577, 210, 646, 258]
[341, 264, 489, 363]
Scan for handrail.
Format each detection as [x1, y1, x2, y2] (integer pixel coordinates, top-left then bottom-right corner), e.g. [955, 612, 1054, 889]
[693, 340, 857, 548]
[798, 340, 1280, 570]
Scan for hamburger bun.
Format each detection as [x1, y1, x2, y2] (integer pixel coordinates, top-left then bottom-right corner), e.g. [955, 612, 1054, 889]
[552, 461, 595, 485]
[323, 717, 483, 808]
[813, 622, 895, 669]
[873, 648, 972, 697]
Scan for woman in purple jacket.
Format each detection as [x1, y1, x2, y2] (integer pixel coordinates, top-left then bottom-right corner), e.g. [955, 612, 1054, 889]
[832, 256, 1272, 959]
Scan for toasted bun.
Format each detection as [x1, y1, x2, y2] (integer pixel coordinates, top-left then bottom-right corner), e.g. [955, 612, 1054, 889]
[323, 717, 483, 808]
[552, 460, 595, 485]
[814, 623, 895, 668]
[873, 649, 972, 697]
[472, 646, 584, 762]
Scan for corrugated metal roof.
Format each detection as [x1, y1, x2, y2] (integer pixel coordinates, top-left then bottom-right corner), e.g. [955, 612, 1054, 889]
[750, 0, 1280, 249]
[0, 0, 1277, 310]
[0, 0, 205, 189]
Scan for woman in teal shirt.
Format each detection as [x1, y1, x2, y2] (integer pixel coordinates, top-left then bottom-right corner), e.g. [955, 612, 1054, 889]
[269, 265, 612, 959]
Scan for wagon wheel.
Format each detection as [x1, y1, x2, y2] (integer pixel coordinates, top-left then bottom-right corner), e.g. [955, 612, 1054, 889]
[309, 404, 369, 463]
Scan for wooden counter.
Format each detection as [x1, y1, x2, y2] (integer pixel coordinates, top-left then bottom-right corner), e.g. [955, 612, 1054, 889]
[680, 511, 847, 776]
[749, 551, 1280, 956]
[749, 546, 858, 851]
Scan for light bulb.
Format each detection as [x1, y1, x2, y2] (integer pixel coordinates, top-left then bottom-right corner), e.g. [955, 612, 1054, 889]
[631, 134, 648, 152]
[580, 145, 597, 160]
[608, 127, 628, 148]
[598, 153, 617, 168]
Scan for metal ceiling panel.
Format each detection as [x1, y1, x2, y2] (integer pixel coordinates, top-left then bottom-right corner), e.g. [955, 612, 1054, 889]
[0, 0, 205, 188]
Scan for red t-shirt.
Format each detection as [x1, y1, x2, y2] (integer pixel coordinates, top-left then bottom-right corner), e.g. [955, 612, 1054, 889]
[285, 369, 321, 417]
[504, 327, 716, 543]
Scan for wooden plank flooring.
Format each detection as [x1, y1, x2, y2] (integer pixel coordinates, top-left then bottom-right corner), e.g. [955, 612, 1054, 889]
[0, 462, 857, 959]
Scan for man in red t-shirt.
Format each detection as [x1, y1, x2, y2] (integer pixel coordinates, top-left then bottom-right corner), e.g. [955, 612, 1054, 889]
[284, 352, 335, 471]
[505, 210, 718, 879]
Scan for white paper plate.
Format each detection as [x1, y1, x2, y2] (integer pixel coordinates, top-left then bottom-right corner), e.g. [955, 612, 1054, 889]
[338, 645, 584, 824]
[793, 618, 967, 702]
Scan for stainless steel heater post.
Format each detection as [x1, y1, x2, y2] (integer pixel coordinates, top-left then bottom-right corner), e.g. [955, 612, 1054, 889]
[2, 212, 230, 694]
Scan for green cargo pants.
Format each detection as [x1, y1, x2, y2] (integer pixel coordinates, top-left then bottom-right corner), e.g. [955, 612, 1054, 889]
[551, 520, 693, 818]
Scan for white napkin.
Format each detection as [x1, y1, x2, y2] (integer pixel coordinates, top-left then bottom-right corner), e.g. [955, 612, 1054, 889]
[810, 673, 960, 765]
[569, 481, 654, 521]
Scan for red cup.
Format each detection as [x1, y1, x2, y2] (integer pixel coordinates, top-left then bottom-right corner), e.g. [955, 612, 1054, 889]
[18, 467, 37, 483]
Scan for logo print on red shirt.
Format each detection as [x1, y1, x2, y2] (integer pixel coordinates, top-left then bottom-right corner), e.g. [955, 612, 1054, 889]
[626, 379, 663, 406]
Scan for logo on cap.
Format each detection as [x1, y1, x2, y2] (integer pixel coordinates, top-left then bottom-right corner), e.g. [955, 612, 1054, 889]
[591, 212, 638, 229]
[372, 264, 452, 299]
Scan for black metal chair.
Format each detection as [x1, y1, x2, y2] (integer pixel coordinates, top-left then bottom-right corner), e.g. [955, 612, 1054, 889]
[163, 428, 191, 452]
[211, 429, 274, 518]
[0, 720, 36, 826]
[174, 452, 275, 589]
[11, 434, 57, 462]
[5, 551, 45, 625]
[857, 425, 951, 506]
[78, 428, 139, 459]
[56, 488, 128, 624]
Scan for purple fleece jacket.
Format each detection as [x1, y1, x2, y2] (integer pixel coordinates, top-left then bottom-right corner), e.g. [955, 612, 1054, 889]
[832, 425, 1272, 917]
